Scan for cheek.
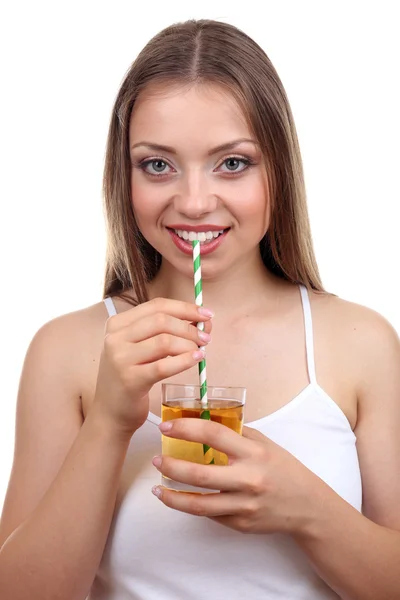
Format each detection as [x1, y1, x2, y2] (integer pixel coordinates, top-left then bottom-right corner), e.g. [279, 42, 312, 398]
[230, 176, 270, 233]
[130, 172, 162, 229]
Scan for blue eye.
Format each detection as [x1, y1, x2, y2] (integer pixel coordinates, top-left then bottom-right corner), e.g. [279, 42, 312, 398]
[134, 155, 255, 178]
[225, 158, 243, 171]
[218, 157, 253, 173]
[141, 159, 171, 175]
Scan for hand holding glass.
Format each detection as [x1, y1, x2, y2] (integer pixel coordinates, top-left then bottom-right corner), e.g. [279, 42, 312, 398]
[161, 383, 246, 493]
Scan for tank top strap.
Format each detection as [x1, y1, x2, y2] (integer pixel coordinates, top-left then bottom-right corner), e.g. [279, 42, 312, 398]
[103, 296, 117, 317]
[299, 284, 317, 385]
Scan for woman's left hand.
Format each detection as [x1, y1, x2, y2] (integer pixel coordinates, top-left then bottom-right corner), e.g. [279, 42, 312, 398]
[151, 418, 330, 535]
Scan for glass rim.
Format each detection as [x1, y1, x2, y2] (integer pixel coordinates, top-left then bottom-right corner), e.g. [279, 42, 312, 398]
[161, 383, 246, 392]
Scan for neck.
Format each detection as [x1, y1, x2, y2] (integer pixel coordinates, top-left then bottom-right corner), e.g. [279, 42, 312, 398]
[148, 250, 283, 316]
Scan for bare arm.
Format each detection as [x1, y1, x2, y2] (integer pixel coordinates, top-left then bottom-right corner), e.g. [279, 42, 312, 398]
[0, 299, 210, 600]
[294, 309, 400, 600]
[0, 316, 131, 600]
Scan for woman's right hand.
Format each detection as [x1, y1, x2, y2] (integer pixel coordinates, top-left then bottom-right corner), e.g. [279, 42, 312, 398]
[89, 297, 213, 439]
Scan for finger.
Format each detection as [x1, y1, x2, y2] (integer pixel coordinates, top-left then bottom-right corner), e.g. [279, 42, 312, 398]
[191, 319, 212, 336]
[116, 313, 211, 346]
[133, 334, 199, 364]
[152, 486, 244, 518]
[140, 349, 206, 383]
[106, 297, 214, 332]
[159, 418, 253, 459]
[154, 455, 242, 492]
[242, 426, 269, 443]
[209, 514, 254, 532]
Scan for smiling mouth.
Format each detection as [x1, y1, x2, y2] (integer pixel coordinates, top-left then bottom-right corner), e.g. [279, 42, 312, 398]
[168, 228, 230, 244]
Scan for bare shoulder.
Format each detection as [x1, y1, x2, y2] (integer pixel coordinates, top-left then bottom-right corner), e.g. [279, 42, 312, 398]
[36, 299, 109, 337]
[32, 296, 138, 417]
[309, 290, 400, 397]
[22, 300, 114, 413]
[309, 289, 398, 346]
[29, 301, 109, 374]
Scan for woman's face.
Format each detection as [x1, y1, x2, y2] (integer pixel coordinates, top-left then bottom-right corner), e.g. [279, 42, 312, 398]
[129, 83, 270, 279]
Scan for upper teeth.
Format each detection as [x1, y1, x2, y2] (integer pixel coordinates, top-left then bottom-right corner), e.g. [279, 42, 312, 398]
[174, 230, 225, 242]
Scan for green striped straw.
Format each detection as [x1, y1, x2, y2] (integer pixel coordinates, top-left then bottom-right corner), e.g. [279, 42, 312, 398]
[192, 240, 214, 465]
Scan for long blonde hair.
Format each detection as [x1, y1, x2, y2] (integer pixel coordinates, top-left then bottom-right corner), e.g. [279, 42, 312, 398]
[103, 19, 324, 304]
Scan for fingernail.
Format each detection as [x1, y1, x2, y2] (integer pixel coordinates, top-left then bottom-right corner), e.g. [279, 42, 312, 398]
[198, 331, 211, 343]
[159, 421, 173, 433]
[193, 349, 206, 361]
[152, 486, 163, 499]
[198, 307, 214, 318]
[152, 456, 162, 468]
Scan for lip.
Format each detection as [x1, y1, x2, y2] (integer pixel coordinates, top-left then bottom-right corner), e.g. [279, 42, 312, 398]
[167, 224, 230, 232]
[167, 228, 230, 256]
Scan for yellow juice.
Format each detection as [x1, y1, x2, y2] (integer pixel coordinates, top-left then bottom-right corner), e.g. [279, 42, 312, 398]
[161, 399, 244, 467]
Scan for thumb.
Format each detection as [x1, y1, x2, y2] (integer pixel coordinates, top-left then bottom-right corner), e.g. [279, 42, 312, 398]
[242, 425, 269, 443]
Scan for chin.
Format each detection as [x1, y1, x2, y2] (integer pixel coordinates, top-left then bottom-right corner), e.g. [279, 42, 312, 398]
[187, 260, 226, 282]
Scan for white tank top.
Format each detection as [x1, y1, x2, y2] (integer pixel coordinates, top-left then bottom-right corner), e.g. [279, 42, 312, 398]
[90, 286, 361, 600]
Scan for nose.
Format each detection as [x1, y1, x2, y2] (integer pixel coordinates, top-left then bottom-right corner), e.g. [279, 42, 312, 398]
[173, 169, 218, 218]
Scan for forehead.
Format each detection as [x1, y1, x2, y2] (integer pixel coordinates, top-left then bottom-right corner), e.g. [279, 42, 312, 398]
[129, 82, 252, 144]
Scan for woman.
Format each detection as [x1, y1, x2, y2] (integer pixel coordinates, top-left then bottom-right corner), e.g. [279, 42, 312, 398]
[1, 19, 399, 600]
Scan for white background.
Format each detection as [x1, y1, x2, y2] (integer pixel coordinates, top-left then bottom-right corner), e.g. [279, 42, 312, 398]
[0, 1, 399, 511]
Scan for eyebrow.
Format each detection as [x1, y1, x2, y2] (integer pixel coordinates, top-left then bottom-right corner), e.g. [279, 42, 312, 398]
[130, 138, 259, 155]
